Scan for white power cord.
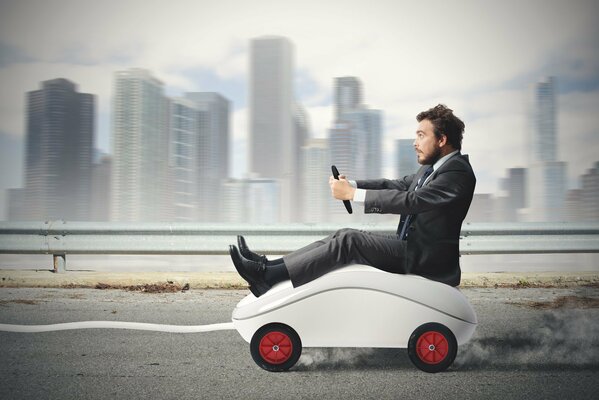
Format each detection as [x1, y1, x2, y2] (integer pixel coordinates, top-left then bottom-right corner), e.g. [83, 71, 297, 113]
[0, 321, 234, 333]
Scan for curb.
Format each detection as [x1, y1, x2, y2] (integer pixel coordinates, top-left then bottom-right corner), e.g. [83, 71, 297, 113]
[0, 270, 598, 290]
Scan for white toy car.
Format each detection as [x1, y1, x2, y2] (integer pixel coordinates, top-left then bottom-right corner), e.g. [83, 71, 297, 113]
[232, 265, 477, 373]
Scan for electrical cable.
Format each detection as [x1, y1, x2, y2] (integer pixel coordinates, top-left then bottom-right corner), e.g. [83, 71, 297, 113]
[0, 321, 234, 333]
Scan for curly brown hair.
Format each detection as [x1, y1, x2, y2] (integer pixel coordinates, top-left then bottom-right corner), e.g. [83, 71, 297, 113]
[416, 104, 464, 150]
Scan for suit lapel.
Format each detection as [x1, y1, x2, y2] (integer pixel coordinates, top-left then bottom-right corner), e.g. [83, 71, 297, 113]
[423, 151, 462, 186]
[410, 165, 431, 191]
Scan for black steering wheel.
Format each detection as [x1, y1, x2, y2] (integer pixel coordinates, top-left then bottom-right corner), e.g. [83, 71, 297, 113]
[331, 165, 353, 214]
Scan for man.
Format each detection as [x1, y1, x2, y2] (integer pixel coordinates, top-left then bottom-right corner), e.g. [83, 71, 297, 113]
[230, 104, 476, 297]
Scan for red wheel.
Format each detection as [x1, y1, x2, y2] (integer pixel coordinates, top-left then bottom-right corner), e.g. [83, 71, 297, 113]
[251, 324, 302, 372]
[408, 323, 457, 373]
[258, 331, 293, 365]
[416, 331, 449, 364]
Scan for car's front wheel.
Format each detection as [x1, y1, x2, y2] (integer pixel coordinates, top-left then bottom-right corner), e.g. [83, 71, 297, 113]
[408, 322, 457, 373]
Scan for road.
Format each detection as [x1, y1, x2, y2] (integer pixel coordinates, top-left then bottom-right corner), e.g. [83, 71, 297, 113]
[1, 286, 598, 399]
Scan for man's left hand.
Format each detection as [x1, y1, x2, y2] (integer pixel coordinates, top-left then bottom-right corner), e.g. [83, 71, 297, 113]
[330, 177, 356, 201]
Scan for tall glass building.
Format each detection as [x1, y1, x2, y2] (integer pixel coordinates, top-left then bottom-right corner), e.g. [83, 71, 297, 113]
[170, 97, 200, 221]
[342, 108, 382, 179]
[301, 138, 330, 223]
[17, 78, 94, 221]
[249, 36, 299, 222]
[185, 92, 230, 222]
[335, 77, 362, 120]
[111, 68, 170, 222]
[532, 77, 557, 163]
[527, 77, 566, 221]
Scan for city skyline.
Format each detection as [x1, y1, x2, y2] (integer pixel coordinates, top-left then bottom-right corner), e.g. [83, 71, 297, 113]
[1, 0, 598, 220]
[6, 71, 597, 223]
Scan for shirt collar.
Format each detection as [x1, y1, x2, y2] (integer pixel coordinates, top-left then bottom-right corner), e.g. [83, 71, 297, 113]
[432, 149, 459, 171]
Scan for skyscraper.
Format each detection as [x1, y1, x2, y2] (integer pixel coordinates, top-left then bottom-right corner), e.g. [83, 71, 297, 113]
[111, 68, 171, 222]
[341, 109, 383, 179]
[301, 138, 330, 223]
[185, 92, 230, 222]
[19, 78, 94, 221]
[527, 77, 567, 221]
[170, 97, 200, 221]
[249, 36, 300, 222]
[532, 77, 557, 163]
[503, 167, 527, 221]
[330, 76, 382, 181]
[335, 77, 362, 120]
[564, 162, 599, 222]
[328, 120, 366, 222]
[90, 154, 112, 221]
[580, 162, 599, 220]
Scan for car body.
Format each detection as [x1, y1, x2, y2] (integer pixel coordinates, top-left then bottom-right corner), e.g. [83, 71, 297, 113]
[232, 265, 477, 372]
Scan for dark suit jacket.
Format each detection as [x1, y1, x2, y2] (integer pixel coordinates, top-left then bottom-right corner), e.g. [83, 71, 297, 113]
[355, 152, 476, 286]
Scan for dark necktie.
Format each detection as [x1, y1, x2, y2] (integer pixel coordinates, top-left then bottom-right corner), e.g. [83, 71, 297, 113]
[398, 166, 434, 240]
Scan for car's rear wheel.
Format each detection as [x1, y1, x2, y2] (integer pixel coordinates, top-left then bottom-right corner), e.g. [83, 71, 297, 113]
[408, 322, 457, 373]
[250, 323, 302, 372]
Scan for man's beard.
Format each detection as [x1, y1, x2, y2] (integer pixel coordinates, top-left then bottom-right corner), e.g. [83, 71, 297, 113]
[419, 146, 442, 165]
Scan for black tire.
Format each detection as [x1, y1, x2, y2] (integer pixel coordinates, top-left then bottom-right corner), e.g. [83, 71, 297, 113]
[408, 322, 457, 373]
[250, 323, 302, 372]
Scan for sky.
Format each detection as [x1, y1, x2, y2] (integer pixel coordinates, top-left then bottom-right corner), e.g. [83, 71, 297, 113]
[0, 0, 598, 220]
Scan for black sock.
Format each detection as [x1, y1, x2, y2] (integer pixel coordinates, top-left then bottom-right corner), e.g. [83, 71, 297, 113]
[264, 261, 290, 286]
[266, 257, 283, 266]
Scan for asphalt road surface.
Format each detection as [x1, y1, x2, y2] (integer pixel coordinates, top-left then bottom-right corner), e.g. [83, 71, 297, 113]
[1, 286, 598, 399]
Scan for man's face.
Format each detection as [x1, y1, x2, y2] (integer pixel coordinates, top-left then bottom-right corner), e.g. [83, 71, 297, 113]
[414, 119, 443, 165]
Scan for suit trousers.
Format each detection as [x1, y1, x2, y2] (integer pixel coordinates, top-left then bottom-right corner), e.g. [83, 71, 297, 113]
[282, 228, 408, 287]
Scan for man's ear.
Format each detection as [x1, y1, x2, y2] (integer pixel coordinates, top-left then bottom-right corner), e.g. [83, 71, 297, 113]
[438, 134, 448, 147]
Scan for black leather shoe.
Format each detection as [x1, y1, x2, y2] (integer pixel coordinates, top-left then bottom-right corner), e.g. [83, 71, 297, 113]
[229, 245, 271, 297]
[237, 235, 267, 264]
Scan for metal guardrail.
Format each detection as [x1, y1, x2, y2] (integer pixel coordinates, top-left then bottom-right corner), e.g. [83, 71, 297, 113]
[1, 221, 598, 272]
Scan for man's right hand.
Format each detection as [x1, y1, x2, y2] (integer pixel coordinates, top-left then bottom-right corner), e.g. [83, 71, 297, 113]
[328, 174, 346, 185]
[330, 176, 355, 201]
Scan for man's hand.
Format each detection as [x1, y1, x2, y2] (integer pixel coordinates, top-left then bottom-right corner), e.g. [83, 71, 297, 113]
[329, 175, 356, 201]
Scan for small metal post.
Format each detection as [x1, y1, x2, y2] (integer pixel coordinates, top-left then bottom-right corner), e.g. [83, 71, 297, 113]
[53, 254, 66, 273]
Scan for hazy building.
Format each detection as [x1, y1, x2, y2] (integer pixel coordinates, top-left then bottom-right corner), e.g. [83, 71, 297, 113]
[301, 139, 330, 223]
[342, 109, 382, 179]
[293, 104, 311, 221]
[328, 120, 366, 222]
[331, 77, 382, 182]
[564, 189, 584, 222]
[531, 77, 557, 163]
[329, 121, 366, 183]
[528, 161, 567, 221]
[222, 177, 280, 224]
[90, 154, 112, 221]
[249, 36, 300, 222]
[563, 162, 599, 222]
[185, 92, 230, 222]
[170, 97, 200, 221]
[527, 77, 566, 221]
[580, 162, 599, 220]
[335, 77, 362, 120]
[498, 167, 527, 221]
[396, 139, 419, 177]
[18, 78, 94, 221]
[111, 68, 171, 222]
[466, 193, 495, 222]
